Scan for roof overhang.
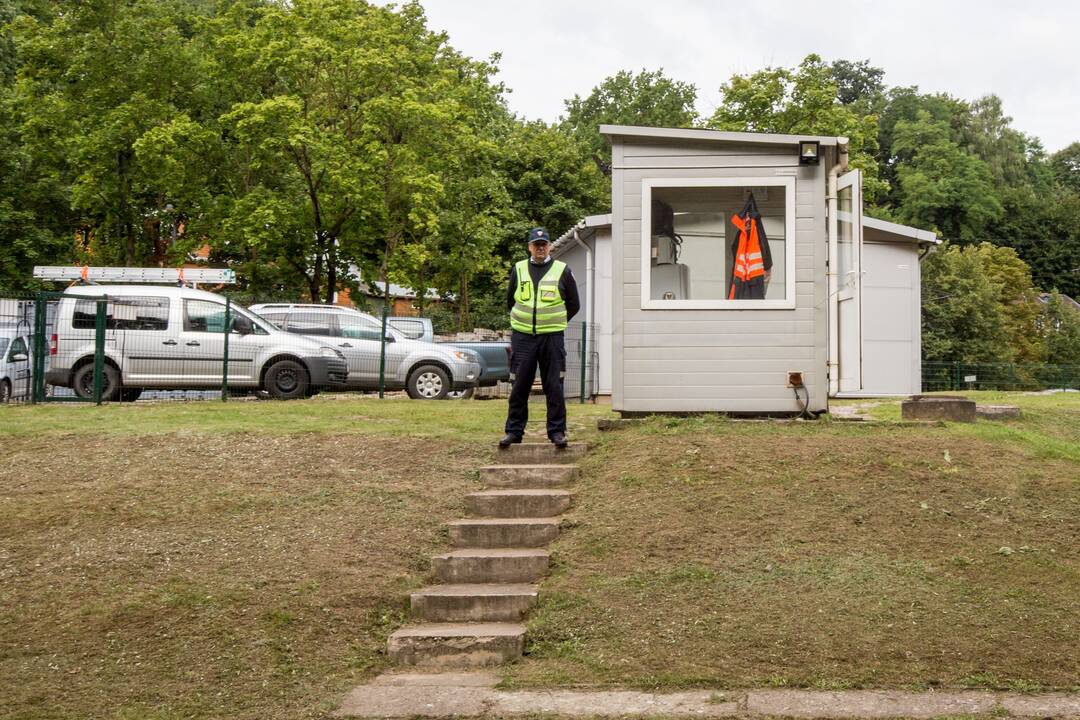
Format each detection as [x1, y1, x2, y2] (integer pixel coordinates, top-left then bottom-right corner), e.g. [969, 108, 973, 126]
[862, 216, 939, 246]
[600, 124, 848, 150]
[551, 213, 612, 256]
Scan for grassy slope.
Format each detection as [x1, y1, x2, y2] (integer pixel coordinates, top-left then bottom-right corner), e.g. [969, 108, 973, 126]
[1, 393, 1077, 719]
[507, 395, 1080, 692]
[0, 398, 611, 720]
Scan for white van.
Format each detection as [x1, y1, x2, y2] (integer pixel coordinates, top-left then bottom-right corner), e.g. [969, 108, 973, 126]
[45, 285, 347, 400]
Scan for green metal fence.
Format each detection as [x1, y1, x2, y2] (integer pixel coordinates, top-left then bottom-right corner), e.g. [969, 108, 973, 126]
[2, 289, 597, 405]
[923, 361, 1080, 392]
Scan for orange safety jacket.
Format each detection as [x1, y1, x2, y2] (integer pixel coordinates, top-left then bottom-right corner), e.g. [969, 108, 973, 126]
[728, 194, 772, 300]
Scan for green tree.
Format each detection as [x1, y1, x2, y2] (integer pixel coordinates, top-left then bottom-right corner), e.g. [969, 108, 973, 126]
[921, 243, 1012, 363]
[890, 111, 1002, 242]
[829, 58, 885, 109]
[198, 0, 504, 303]
[1050, 142, 1080, 193]
[1040, 292, 1080, 366]
[708, 54, 884, 200]
[11, 0, 216, 267]
[561, 68, 698, 165]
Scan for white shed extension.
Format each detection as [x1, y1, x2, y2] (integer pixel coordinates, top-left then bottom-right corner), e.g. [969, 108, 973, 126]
[567, 124, 938, 414]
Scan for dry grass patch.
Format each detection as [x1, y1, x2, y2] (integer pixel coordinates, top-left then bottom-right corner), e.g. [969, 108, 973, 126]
[509, 415, 1080, 692]
[0, 432, 487, 719]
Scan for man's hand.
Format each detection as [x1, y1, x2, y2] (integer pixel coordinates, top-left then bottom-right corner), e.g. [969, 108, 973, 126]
[764, 270, 772, 282]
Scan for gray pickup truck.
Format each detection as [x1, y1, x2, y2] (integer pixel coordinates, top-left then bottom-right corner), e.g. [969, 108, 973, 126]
[387, 316, 510, 397]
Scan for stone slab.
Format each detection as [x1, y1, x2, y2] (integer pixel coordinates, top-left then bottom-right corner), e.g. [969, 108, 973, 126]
[479, 464, 579, 488]
[431, 548, 550, 584]
[447, 518, 560, 548]
[386, 623, 525, 668]
[901, 395, 976, 422]
[337, 684, 1080, 718]
[976, 404, 1022, 419]
[465, 489, 572, 518]
[496, 442, 587, 465]
[410, 584, 538, 622]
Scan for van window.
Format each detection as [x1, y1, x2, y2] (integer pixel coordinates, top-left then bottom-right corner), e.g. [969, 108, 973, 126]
[73, 296, 170, 330]
[7, 336, 27, 360]
[338, 316, 385, 341]
[389, 319, 425, 340]
[184, 300, 229, 333]
[285, 312, 334, 336]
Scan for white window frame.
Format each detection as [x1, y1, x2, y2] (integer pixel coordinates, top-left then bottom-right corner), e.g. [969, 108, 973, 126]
[640, 176, 797, 310]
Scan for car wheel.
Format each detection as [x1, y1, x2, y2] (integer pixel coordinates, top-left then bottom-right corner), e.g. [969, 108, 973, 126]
[446, 387, 475, 400]
[120, 388, 143, 402]
[73, 363, 120, 401]
[265, 359, 309, 400]
[407, 364, 449, 400]
[0, 379, 10, 403]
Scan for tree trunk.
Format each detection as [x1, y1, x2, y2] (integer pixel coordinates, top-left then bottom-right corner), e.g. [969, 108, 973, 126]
[325, 233, 337, 305]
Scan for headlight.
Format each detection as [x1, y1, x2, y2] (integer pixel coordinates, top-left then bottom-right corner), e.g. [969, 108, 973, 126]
[320, 346, 345, 360]
[452, 350, 478, 363]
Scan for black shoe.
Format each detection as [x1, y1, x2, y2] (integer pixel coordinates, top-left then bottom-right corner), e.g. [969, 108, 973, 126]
[499, 433, 523, 448]
[550, 432, 568, 449]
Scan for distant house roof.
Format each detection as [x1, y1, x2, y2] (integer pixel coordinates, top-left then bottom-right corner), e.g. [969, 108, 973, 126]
[600, 124, 848, 149]
[349, 265, 443, 301]
[1037, 293, 1080, 312]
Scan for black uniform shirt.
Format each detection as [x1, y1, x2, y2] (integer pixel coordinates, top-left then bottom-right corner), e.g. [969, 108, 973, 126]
[505, 257, 580, 323]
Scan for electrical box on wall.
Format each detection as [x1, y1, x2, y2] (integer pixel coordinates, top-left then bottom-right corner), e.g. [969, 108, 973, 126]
[787, 371, 804, 388]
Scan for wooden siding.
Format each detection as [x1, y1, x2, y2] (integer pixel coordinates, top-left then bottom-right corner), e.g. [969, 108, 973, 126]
[611, 136, 829, 413]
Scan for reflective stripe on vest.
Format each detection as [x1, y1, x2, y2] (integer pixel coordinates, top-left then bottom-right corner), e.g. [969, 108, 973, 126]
[510, 259, 567, 334]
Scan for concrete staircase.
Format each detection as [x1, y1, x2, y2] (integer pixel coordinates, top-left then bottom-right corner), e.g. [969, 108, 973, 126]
[387, 443, 585, 669]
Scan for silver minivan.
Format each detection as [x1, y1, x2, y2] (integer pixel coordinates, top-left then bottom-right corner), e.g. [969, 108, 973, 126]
[46, 286, 348, 400]
[0, 326, 32, 402]
[250, 303, 480, 400]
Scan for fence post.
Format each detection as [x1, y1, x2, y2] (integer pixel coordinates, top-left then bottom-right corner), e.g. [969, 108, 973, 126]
[93, 298, 107, 404]
[32, 293, 47, 403]
[579, 322, 587, 404]
[221, 298, 230, 402]
[378, 304, 388, 399]
[953, 361, 960, 391]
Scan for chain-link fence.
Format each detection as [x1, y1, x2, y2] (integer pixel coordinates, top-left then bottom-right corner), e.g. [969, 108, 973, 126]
[0, 289, 600, 405]
[923, 361, 1080, 392]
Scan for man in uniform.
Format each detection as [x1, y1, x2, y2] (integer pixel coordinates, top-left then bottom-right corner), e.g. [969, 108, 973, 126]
[500, 227, 580, 449]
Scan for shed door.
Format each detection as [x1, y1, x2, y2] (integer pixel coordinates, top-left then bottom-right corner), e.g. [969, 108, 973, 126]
[836, 169, 863, 393]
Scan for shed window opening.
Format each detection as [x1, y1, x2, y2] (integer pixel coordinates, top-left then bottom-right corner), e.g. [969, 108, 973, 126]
[648, 185, 788, 303]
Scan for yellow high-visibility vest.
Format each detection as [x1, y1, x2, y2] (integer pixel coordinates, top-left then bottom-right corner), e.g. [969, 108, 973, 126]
[510, 259, 567, 335]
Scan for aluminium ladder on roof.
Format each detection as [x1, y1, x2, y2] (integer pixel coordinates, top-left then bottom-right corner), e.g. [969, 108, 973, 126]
[32, 266, 237, 284]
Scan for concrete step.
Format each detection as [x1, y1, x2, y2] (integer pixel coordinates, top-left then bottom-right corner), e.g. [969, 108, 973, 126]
[479, 464, 580, 489]
[448, 518, 560, 548]
[410, 584, 538, 622]
[496, 442, 586, 465]
[387, 622, 526, 668]
[431, 548, 550, 584]
[465, 489, 572, 518]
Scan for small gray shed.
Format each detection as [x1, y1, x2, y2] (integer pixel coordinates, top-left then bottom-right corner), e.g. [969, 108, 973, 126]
[571, 125, 937, 414]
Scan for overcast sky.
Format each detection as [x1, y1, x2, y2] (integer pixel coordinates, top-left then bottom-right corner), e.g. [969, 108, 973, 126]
[417, 0, 1079, 154]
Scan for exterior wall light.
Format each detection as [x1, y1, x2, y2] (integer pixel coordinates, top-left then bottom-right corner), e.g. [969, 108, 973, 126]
[799, 140, 820, 165]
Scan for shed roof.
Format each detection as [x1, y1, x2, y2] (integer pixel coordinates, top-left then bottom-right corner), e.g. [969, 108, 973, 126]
[863, 216, 939, 246]
[551, 213, 612, 256]
[600, 124, 848, 148]
[553, 212, 938, 251]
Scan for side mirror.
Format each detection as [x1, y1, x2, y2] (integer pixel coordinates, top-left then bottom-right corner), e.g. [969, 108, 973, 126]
[383, 334, 395, 343]
[232, 315, 254, 335]
[10, 352, 28, 362]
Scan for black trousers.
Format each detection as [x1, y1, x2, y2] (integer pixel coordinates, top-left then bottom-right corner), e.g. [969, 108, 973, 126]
[504, 330, 566, 439]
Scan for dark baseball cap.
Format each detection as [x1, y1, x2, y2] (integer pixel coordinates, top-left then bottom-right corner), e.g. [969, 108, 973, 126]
[527, 227, 550, 244]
